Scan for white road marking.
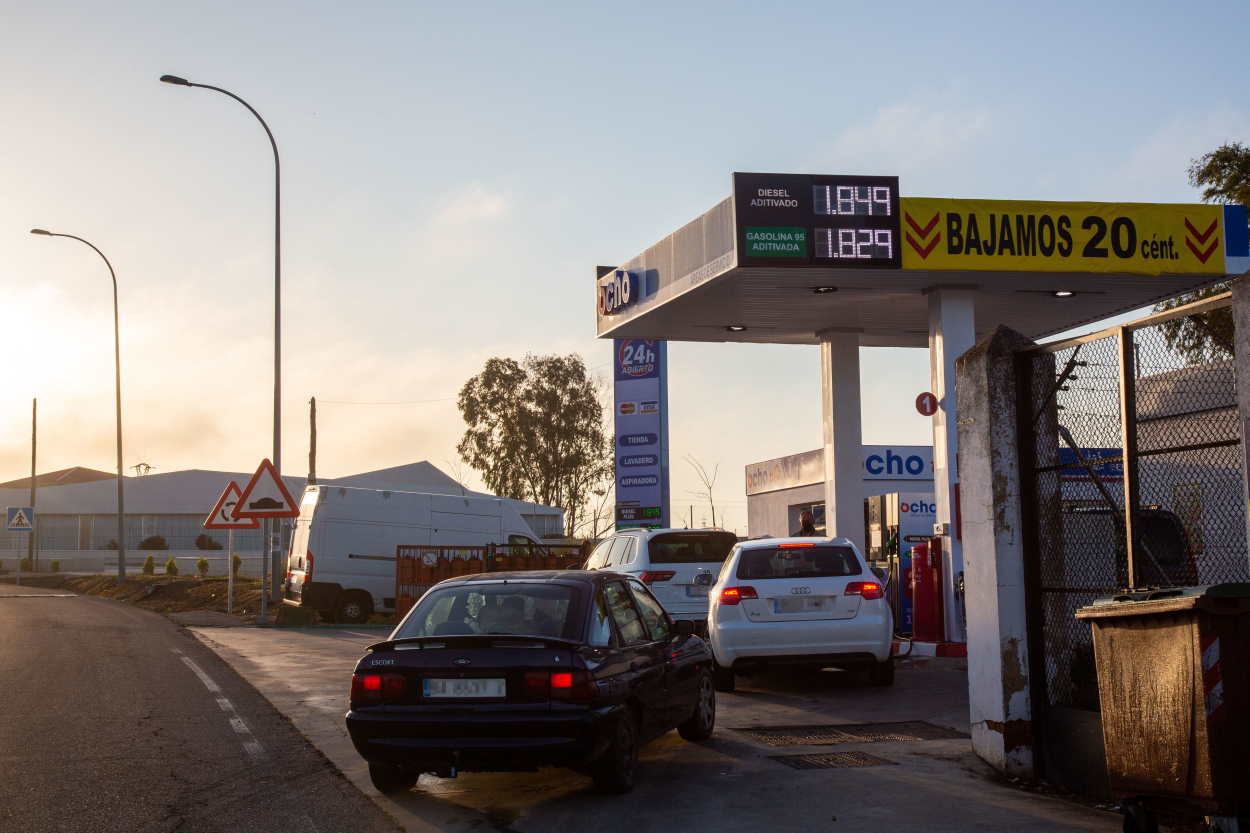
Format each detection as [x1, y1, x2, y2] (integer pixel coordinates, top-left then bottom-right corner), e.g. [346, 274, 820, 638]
[0, 593, 78, 598]
[176, 652, 266, 761]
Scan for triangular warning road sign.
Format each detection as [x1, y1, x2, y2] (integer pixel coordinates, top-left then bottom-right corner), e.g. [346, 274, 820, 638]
[234, 458, 300, 519]
[203, 482, 261, 530]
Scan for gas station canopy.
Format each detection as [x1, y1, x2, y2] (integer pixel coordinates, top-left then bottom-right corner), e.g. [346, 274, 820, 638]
[595, 173, 1250, 348]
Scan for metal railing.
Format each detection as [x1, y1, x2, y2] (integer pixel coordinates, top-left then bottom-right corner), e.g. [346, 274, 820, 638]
[394, 542, 589, 619]
[1017, 291, 1247, 712]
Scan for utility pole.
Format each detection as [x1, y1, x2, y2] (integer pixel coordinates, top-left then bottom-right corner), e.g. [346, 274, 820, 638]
[308, 397, 317, 485]
[29, 399, 36, 574]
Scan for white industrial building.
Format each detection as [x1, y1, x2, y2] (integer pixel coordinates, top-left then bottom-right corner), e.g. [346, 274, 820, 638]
[0, 461, 564, 574]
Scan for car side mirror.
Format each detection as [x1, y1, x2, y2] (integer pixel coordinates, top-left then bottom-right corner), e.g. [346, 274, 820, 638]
[671, 619, 695, 637]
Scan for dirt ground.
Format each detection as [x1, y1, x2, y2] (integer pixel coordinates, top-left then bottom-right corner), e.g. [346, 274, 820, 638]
[10, 573, 269, 617]
[7, 572, 395, 625]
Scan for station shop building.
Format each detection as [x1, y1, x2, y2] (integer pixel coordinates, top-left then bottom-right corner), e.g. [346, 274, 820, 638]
[744, 444, 933, 540]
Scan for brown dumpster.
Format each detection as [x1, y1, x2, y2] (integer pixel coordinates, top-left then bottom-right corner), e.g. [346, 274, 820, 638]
[1076, 584, 1250, 831]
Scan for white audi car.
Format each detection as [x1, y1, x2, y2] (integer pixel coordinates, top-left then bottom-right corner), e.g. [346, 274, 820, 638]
[707, 537, 894, 692]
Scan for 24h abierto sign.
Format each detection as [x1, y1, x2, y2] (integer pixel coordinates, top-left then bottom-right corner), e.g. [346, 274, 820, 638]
[614, 339, 669, 530]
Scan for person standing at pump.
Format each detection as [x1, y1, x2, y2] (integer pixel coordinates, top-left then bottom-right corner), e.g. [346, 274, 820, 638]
[793, 509, 819, 536]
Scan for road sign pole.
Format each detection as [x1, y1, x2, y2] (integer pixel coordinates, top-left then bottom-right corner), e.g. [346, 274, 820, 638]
[258, 518, 269, 625]
[227, 528, 234, 616]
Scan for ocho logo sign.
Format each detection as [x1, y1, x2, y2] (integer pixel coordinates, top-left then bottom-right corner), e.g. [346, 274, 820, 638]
[617, 339, 659, 379]
[598, 270, 638, 316]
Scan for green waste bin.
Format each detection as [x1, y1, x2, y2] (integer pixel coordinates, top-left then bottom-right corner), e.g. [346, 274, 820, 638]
[1076, 584, 1250, 832]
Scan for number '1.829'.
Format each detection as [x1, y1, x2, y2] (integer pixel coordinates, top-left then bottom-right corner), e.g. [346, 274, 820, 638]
[816, 228, 894, 260]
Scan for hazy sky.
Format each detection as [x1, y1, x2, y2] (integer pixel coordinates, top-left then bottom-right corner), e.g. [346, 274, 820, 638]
[3, 0, 1247, 534]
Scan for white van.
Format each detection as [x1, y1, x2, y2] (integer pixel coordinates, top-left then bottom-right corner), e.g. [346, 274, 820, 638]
[283, 485, 545, 623]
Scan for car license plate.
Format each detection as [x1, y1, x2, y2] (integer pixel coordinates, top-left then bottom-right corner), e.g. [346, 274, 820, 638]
[423, 678, 506, 699]
[685, 585, 708, 598]
[774, 597, 827, 614]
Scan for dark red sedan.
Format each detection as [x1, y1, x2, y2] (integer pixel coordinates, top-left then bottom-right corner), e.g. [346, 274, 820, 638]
[346, 570, 717, 794]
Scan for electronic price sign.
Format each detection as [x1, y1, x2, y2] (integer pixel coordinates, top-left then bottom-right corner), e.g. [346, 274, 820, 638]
[616, 506, 663, 523]
[733, 172, 901, 269]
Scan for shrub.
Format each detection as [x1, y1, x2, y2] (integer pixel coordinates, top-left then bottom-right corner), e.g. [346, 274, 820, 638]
[19, 557, 32, 572]
[139, 535, 167, 550]
[232, 553, 242, 576]
[50, 560, 60, 573]
[195, 534, 223, 551]
[196, 557, 210, 577]
[142, 554, 155, 575]
[164, 557, 179, 576]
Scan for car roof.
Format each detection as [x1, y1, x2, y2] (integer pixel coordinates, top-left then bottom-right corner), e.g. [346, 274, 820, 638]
[609, 527, 734, 539]
[434, 569, 599, 587]
[433, 569, 650, 589]
[735, 536, 859, 551]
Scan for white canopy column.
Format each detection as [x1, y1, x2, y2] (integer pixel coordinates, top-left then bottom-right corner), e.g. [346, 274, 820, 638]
[819, 329, 865, 553]
[927, 286, 976, 642]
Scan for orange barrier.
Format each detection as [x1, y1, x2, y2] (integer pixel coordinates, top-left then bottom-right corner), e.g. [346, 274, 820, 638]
[394, 542, 590, 622]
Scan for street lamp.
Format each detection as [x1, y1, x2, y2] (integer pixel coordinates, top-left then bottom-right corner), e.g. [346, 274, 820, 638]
[160, 74, 283, 618]
[29, 229, 126, 580]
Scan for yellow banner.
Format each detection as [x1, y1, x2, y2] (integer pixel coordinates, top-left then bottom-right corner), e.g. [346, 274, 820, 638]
[900, 198, 1226, 275]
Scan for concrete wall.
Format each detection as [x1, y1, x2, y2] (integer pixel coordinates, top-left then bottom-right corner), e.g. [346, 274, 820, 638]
[955, 325, 1037, 777]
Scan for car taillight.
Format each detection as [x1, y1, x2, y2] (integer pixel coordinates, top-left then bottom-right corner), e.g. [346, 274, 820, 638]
[306, 551, 314, 580]
[845, 581, 884, 601]
[524, 670, 595, 701]
[640, 571, 676, 583]
[351, 672, 407, 705]
[719, 586, 758, 605]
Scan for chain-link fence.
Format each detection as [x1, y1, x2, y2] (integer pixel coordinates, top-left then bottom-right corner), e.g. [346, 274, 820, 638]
[1018, 293, 1248, 713]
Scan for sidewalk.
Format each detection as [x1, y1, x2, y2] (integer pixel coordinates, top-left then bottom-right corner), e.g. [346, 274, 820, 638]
[191, 626, 1120, 833]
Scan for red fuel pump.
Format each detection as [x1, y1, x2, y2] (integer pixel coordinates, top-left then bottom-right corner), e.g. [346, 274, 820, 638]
[910, 538, 945, 643]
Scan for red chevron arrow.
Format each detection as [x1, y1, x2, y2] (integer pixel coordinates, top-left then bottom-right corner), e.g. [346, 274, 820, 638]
[905, 212, 940, 238]
[1186, 237, 1218, 263]
[906, 231, 941, 259]
[1184, 218, 1217, 243]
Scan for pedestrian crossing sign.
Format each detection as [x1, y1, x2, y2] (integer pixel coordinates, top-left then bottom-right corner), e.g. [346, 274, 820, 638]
[6, 507, 34, 532]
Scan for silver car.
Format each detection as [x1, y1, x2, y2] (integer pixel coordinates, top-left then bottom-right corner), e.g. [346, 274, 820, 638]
[583, 528, 738, 633]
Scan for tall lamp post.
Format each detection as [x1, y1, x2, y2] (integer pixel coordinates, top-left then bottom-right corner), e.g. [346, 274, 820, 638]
[29, 229, 126, 580]
[160, 74, 282, 618]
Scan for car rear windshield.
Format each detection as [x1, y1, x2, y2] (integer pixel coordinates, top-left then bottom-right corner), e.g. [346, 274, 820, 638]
[647, 531, 738, 564]
[736, 545, 862, 580]
[396, 583, 579, 640]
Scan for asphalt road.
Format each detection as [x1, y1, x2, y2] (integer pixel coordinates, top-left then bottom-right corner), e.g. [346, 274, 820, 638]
[0, 583, 401, 833]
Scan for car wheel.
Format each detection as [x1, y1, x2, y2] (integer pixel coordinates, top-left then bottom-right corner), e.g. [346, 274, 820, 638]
[677, 670, 716, 741]
[336, 591, 372, 625]
[368, 762, 418, 794]
[592, 710, 639, 793]
[712, 662, 735, 693]
[868, 658, 895, 686]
